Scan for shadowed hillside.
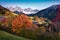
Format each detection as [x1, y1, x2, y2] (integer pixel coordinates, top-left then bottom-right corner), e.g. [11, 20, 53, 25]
[0, 30, 30, 40]
[28, 5, 60, 20]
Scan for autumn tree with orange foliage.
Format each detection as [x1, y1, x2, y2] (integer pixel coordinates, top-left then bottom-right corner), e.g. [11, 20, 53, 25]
[12, 14, 37, 35]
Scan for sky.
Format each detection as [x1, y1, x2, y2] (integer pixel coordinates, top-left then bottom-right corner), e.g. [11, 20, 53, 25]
[0, 0, 60, 10]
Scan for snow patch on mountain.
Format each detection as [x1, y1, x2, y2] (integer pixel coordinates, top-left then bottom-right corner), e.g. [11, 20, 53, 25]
[7, 6, 39, 14]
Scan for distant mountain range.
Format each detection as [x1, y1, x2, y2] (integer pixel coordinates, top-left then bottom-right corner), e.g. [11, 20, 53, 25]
[0, 5, 60, 33]
[28, 5, 60, 21]
[1, 4, 60, 22]
[7, 6, 39, 14]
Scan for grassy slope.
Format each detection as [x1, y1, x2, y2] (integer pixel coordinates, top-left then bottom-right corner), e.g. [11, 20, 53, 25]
[0, 30, 30, 40]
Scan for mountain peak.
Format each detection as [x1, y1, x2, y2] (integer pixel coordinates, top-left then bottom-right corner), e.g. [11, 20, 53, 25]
[28, 4, 60, 20]
[49, 4, 60, 10]
[51, 4, 60, 7]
